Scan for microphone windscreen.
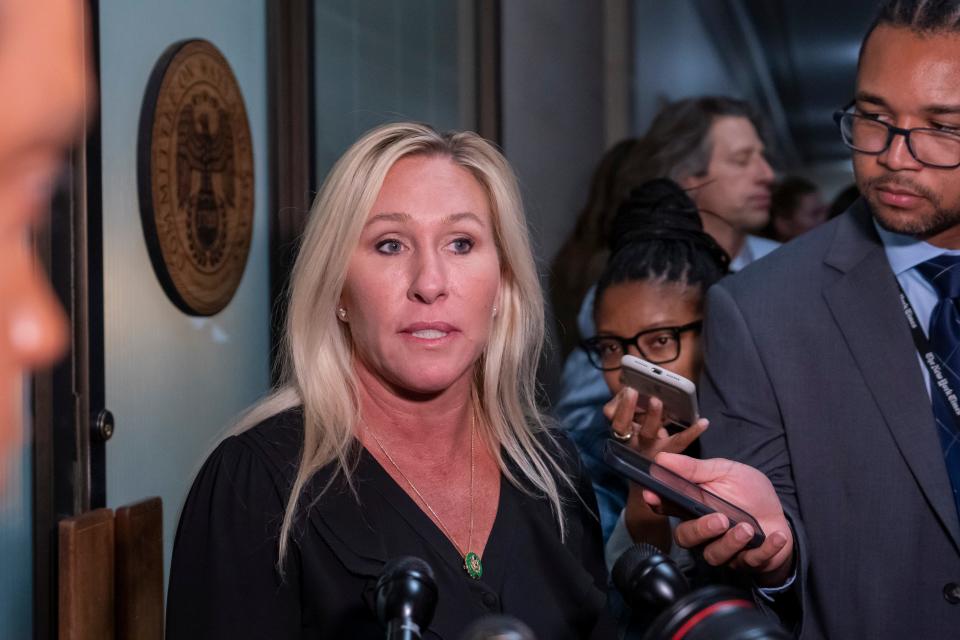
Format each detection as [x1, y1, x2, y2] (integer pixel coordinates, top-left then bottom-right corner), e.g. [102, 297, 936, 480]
[375, 555, 439, 632]
[459, 615, 536, 640]
[612, 543, 690, 613]
[377, 555, 436, 587]
[611, 542, 661, 593]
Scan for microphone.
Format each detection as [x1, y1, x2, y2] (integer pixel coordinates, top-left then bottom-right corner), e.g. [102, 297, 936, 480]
[375, 556, 439, 640]
[612, 544, 790, 639]
[612, 543, 690, 612]
[459, 615, 536, 640]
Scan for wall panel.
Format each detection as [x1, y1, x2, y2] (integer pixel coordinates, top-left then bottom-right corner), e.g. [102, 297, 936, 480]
[314, 0, 466, 182]
[98, 0, 270, 581]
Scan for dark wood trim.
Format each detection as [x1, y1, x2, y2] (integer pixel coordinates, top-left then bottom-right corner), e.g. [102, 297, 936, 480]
[33, 0, 104, 637]
[32, 201, 61, 640]
[33, 116, 86, 640]
[475, 0, 502, 144]
[85, 0, 106, 513]
[32, 98, 79, 640]
[267, 0, 315, 382]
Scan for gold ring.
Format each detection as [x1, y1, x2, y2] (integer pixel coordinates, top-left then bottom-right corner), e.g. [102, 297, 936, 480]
[610, 429, 633, 442]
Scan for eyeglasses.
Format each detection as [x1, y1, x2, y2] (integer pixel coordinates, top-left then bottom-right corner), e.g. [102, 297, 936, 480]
[833, 102, 960, 169]
[580, 321, 703, 371]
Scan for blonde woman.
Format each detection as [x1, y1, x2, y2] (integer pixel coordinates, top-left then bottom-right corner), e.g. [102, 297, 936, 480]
[166, 123, 612, 639]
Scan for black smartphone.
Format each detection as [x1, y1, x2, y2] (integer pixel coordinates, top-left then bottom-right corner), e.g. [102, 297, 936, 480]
[603, 439, 765, 549]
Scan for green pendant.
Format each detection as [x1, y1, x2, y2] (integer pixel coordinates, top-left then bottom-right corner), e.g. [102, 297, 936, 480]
[464, 551, 483, 579]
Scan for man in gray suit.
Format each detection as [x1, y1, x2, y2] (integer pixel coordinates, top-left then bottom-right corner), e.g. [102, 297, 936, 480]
[657, 1, 960, 637]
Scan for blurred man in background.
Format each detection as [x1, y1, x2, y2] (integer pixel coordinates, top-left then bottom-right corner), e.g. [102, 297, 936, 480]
[764, 176, 828, 243]
[619, 96, 779, 271]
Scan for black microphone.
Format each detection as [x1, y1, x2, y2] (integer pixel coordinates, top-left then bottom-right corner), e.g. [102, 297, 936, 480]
[375, 556, 439, 640]
[612, 544, 790, 639]
[613, 542, 690, 612]
[459, 615, 536, 640]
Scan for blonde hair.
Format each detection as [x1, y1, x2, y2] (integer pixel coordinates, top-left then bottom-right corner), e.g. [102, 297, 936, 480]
[234, 122, 574, 565]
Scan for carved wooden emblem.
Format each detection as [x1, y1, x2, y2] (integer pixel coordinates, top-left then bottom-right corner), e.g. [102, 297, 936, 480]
[138, 39, 254, 316]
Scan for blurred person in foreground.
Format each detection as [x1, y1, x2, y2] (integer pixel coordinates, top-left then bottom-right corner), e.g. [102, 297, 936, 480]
[166, 123, 615, 639]
[671, 1, 960, 636]
[0, 0, 91, 471]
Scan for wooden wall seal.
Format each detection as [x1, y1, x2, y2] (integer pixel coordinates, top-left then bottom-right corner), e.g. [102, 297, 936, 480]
[138, 39, 254, 316]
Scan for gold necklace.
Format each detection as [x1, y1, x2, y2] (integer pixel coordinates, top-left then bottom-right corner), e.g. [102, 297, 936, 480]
[366, 414, 483, 579]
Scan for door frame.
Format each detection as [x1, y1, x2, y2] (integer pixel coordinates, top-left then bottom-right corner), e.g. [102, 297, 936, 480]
[32, 0, 105, 637]
[30, 1, 502, 636]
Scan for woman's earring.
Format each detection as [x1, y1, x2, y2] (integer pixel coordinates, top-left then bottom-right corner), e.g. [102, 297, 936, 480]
[337, 307, 347, 321]
[492, 305, 498, 318]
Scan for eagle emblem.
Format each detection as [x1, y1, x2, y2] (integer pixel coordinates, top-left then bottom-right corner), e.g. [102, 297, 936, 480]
[176, 93, 234, 269]
[138, 39, 254, 316]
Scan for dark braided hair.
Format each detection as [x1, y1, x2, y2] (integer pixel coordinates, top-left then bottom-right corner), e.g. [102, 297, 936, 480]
[862, 1, 960, 63]
[876, 0, 960, 30]
[594, 179, 730, 315]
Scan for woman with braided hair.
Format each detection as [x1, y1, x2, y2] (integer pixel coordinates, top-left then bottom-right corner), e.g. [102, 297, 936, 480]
[572, 178, 730, 562]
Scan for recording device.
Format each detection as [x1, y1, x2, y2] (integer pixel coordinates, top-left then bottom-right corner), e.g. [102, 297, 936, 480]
[459, 615, 536, 640]
[604, 440, 764, 549]
[620, 355, 699, 428]
[375, 556, 439, 640]
[613, 544, 790, 639]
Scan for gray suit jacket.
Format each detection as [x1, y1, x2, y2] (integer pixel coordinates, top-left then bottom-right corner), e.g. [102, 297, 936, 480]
[699, 201, 960, 638]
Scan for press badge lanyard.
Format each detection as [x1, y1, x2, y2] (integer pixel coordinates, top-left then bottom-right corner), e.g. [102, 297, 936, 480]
[897, 283, 960, 425]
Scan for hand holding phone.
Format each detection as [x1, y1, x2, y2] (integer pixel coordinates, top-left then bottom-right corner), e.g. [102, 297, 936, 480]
[607, 355, 707, 459]
[640, 451, 796, 587]
[604, 440, 766, 548]
[605, 385, 708, 455]
[619, 355, 699, 428]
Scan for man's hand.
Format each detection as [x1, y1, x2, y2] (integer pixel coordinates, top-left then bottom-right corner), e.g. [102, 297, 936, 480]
[605, 387, 709, 548]
[642, 452, 795, 587]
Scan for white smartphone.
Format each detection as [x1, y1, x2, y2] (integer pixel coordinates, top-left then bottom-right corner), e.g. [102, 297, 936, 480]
[619, 355, 699, 428]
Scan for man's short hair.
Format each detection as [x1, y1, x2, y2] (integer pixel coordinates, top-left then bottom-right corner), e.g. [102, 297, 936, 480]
[861, 0, 960, 64]
[617, 96, 764, 193]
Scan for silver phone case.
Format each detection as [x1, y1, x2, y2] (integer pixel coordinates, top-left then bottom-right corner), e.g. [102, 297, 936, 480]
[620, 354, 699, 427]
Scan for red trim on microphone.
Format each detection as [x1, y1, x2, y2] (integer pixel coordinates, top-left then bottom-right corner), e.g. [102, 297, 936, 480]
[671, 599, 753, 640]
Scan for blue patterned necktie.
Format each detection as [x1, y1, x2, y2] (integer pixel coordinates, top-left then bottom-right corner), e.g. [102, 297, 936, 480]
[916, 256, 960, 522]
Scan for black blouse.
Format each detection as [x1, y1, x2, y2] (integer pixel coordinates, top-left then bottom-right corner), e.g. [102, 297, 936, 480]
[166, 409, 615, 639]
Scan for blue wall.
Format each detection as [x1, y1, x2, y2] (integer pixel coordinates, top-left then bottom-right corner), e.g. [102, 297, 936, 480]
[98, 0, 271, 586]
[632, 0, 742, 133]
[313, 0, 467, 183]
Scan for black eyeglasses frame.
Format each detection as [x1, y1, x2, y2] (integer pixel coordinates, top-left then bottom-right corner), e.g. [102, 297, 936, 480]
[833, 101, 960, 169]
[580, 320, 703, 372]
